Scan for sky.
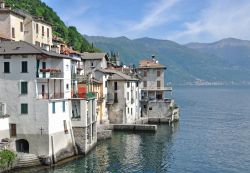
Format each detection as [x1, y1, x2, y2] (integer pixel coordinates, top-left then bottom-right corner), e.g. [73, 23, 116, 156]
[42, 0, 250, 43]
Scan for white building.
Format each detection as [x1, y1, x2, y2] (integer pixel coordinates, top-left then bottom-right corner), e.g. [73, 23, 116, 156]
[70, 97, 97, 154]
[0, 41, 75, 163]
[0, 1, 52, 49]
[0, 102, 10, 141]
[105, 70, 140, 124]
[138, 55, 178, 120]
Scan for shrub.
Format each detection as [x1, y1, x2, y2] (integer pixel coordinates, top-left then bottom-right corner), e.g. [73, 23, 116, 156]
[0, 150, 16, 170]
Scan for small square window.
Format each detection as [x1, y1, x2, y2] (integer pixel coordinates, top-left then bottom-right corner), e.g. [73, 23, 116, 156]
[21, 103, 28, 114]
[149, 107, 152, 110]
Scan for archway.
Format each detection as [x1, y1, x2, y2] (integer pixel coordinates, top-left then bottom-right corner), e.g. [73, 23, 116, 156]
[16, 139, 29, 153]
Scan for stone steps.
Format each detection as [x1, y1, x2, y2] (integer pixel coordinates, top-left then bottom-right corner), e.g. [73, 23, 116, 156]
[15, 153, 41, 168]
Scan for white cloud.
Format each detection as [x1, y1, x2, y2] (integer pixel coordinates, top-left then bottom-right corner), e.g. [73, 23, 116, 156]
[127, 0, 179, 32]
[168, 0, 250, 43]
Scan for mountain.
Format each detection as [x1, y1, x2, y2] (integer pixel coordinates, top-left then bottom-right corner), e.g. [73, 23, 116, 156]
[5, 0, 99, 52]
[85, 36, 250, 84]
[185, 38, 250, 69]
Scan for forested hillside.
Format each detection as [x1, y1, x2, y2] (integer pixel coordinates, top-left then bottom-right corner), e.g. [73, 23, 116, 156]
[5, 0, 99, 52]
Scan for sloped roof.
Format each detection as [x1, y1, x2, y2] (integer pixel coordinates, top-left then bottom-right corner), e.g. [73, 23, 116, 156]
[81, 52, 107, 60]
[107, 69, 138, 81]
[139, 59, 166, 69]
[0, 41, 70, 59]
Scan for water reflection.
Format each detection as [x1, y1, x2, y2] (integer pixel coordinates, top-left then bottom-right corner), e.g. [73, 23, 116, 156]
[35, 123, 178, 173]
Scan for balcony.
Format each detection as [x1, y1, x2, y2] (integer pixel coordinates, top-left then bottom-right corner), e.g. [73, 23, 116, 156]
[37, 93, 64, 100]
[72, 92, 96, 100]
[38, 68, 63, 78]
[86, 92, 96, 99]
[141, 86, 172, 91]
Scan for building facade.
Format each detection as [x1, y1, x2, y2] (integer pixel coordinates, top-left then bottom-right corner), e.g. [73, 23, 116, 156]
[0, 41, 75, 162]
[106, 70, 140, 124]
[0, 1, 52, 49]
[138, 56, 177, 119]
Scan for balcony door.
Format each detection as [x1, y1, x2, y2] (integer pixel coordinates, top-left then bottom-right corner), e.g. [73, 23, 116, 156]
[42, 85, 45, 98]
[42, 62, 46, 78]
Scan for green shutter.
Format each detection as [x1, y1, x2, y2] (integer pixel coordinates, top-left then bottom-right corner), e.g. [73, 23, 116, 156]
[21, 104, 28, 114]
[21, 82, 28, 94]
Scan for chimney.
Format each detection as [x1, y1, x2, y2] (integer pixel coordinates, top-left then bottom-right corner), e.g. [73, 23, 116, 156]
[0, 0, 5, 9]
[151, 54, 156, 63]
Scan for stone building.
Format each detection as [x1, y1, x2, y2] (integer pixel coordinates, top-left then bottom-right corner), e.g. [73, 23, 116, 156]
[105, 69, 140, 124]
[0, 41, 75, 163]
[81, 52, 108, 74]
[0, 1, 52, 49]
[138, 55, 179, 120]
[70, 96, 97, 155]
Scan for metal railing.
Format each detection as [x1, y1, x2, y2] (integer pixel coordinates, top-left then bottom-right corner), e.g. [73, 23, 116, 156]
[141, 86, 172, 91]
[38, 93, 64, 99]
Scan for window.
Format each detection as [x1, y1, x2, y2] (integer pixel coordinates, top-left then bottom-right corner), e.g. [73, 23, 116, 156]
[4, 62, 10, 73]
[114, 93, 118, 103]
[156, 92, 162, 100]
[10, 124, 16, 137]
[143, 81, 147, 88]
[136, 81, 139, 87]
[12, 27, 15, 38]
[91, 62, 94, 67]
[21, 81, 28, 94]
[21, 61, 28, 73]
[36, 23, 39, 34]
[149, 107, 152, 110]
[157, 81, 161, 88]
[42, 26, 44, 36]
[127, 82, 130, 88]
[62, 101, 65, 112]
[114, 82, 118, 90]
[52, 102, 55, 113]
[35, 41, 40, 47]
[105, 81, 107, 88]
[131, 108, 133, 115]
[157, 70, 161, 77]
[20, 22, 23, 32]
[127, 107, 129, 114]
[143, 70, 147, 77]
[21, 103, 28, 114]
[0, 103, 6, 116]
[66, 84, 69, 90]
[47, 28, 50, 37]
[64, 120, 68, 134]
[127, 92, 129, 100]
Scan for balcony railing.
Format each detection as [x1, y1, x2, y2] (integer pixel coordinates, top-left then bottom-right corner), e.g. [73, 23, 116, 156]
[141, 86, 172, 91]
[38, 93, 64, 99]
[72, 92, 96, 100]
[38, 68, 63, 78]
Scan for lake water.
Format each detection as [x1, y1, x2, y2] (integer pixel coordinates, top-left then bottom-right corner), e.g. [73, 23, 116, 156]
[36, 86, 250, 173]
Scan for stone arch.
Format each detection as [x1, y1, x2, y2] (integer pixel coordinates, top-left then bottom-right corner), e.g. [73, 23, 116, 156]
[16, 139, 29, 153]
